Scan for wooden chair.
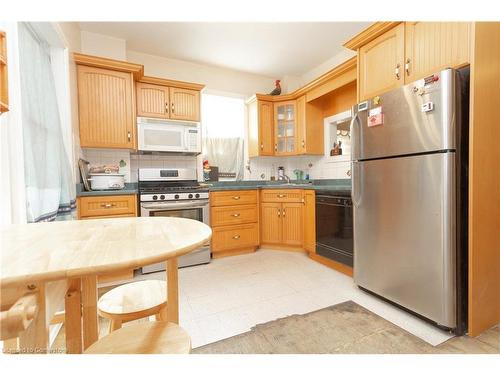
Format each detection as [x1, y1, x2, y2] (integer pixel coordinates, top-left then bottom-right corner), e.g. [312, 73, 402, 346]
[84, 321, 191, 354]
[97, 280, 167, 333]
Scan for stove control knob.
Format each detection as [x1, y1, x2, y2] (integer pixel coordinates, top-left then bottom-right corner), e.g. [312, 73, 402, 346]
[160, 195, 165, 200]
[153, 195, 158, 200]
[188, 193, 193, 199]
[195, 193, 200, 198]
[174, 194, 180, 200]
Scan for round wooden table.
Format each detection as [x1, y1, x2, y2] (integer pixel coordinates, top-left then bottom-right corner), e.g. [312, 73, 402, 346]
[0, 217, 212, 353]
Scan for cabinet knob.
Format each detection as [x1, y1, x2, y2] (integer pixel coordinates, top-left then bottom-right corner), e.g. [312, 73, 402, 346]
[101, 203, 115, 208]
[171, 102, 175, 113]
[232, 196, 240, 200]
[232, 213, 240, 217]
[232, 235, 240, 240]
[277, 209, 281, 217]
[282, 209, 286, 217]
[127, 131, 131, 141]
[260, 144, 264, 150]
[395, 63, 401, 80]
[274, 144, 278, 152]
[405, 58, 411, 76]
[302, 140, 305, 148]
[165, 102, 169, 113]
[277, 194, 286, 198]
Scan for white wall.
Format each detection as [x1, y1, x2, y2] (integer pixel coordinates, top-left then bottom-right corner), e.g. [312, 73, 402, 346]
[127, 50, 275, 98]
[300, 49, 356, 85]
[81, 30, 127, 60]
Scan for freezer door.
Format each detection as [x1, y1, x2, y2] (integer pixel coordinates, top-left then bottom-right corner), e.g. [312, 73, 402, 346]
[353, 152, 456, 328]
[351, 69, 456, 161]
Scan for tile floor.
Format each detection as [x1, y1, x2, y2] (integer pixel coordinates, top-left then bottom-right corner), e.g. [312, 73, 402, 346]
[132, 249, 454, 348]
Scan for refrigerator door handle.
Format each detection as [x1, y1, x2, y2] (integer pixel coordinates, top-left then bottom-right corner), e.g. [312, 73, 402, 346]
[349, 112, 360, 161]
[351, 161, 362, 208]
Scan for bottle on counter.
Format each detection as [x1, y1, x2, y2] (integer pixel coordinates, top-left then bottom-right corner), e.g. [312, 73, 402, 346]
[277, 166, 285, 180]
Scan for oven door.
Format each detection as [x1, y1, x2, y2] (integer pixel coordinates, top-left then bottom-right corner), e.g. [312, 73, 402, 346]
[315, 195, 353, 267]
[140, 200, 210, 272]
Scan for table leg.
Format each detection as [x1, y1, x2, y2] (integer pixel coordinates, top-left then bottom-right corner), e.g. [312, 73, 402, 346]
[81, 276, 98, 350]
[18, 283, 48, 354]
[65, 278, 82, 354]
[166, 258, 179, 324]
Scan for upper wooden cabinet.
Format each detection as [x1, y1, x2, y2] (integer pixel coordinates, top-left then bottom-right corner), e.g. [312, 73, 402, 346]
[274, 101, 297, 155]
[296, 95, 324, 155]
[404, 22, 470, 82]
[248, 98, 274, 157]
[77, 65, 136, 149]
[348, 22, 472, 100]
[0, 31, 9, 114]
[136, 82, 170, 119]
[358, 23, 405, 101]
[169, 87, 200, 121]
[136, 77, 203, 122]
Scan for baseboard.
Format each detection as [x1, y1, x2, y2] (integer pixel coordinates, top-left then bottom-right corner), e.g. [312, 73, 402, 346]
[260, 244, 306, 253]
[309, 252, 353, 277]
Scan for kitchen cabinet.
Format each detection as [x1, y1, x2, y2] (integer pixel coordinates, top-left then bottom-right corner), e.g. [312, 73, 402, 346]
[352, 22, 471, 100]
[136, 82, 170, 119]
[260, 202, 282, 245]
[274, 101, 297, 155]
[169, 87, 200, 121]
[358, 23, 405, 101]
[296, 95, 324, 155]
[210, 190, 259, 257]
[0, 30, 8, 113]
[247, 98, 274, 157]
[77, 65, 137, 149]
[303, 190, 316, 253]
[77, 195, 138, 219]
[136, 79, 201, 122]
[404, 22, 470, 82]
[260, 189, 304, 249]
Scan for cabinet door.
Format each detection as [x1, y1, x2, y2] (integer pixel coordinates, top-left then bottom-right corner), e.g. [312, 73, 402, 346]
[359, 23, 405, 100]
[303, 190, 316, 253]
[77, 65, 135, 149]
[296, 95, 306, 154]
[259, 101, 274, 155]
[274, 101, 297, 155]
[136, 82, 169, 119]
[405, 22, 470, 82]
[169, 87, 200, 121]
[282, 202, 303, 247]
[261, 202, 282, 245]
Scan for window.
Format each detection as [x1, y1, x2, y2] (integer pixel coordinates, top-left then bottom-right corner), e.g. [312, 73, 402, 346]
[201, 93, 245, 180]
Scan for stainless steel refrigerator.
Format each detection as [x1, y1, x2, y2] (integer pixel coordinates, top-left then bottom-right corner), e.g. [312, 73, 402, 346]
[350, 68, 469, 333]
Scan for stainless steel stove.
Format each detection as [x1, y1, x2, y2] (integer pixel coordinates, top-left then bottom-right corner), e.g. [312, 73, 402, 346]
[139, 168, 211, 273]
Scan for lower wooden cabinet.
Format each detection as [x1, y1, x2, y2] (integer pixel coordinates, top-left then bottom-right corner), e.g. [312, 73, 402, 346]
[210, 190, 259, 257]
[77, 195, 138, 219]
[281, 202, 303, 246]
[260, 202, 282, 245]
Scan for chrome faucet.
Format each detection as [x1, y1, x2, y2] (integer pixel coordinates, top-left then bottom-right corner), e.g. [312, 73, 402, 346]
[282, 174, 291, 183]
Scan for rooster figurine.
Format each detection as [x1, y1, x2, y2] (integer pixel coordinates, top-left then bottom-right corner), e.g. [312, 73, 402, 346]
[269, 79, 281, 96]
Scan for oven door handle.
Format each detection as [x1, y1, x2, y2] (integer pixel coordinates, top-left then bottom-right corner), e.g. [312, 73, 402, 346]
[141, 201, 208, 210]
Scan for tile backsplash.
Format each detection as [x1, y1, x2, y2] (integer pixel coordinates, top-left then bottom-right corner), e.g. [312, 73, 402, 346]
[81, 149, 201, 183]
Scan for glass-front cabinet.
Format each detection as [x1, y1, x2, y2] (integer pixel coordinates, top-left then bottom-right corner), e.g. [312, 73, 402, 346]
[274, 101, 297, 155]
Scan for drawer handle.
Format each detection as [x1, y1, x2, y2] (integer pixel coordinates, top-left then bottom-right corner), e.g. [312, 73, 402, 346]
[277, 194, 286, 198]
[282, 209, 286, 217]
[101, 203, 116, 208]
[277, 209, 281, 217]
[231, 213, 240, 217]
[232, 196, 241, 200]
[232, 235, 240, 240]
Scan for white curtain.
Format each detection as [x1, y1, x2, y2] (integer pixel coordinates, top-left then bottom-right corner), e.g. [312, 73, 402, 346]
[18, 23, 75, 222]
[203, 137, 244, 180]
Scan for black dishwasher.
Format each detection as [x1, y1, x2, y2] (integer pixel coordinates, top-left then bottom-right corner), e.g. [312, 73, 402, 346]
[315, 190, 353, 267]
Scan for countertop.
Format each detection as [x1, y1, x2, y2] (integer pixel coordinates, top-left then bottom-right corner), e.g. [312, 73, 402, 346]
[206, 179, 351, 195]
[76, 183, 138, 197]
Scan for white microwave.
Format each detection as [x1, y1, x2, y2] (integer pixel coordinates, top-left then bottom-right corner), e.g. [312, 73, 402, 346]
[137, 117, 201, 154]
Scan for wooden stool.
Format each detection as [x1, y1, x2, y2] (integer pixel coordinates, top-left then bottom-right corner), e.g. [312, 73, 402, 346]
[98, 280, 167, 333]
[84, 321, 191, 354]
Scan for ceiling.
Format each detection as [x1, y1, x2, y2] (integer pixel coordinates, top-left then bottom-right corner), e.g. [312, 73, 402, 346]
[78, 22, 370, 78]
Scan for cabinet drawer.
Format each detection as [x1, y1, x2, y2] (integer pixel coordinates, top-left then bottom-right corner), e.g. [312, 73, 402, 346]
[212, 223, 259, 252]
[210, 190, 258, 207]
[261, 189, 303, 203]
[78, 195, 137, 218]
[211, 204, 257, 227]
